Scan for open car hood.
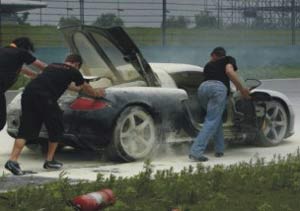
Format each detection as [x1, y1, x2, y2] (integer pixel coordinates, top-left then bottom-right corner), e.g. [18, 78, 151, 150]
[59, 25, 160, 87]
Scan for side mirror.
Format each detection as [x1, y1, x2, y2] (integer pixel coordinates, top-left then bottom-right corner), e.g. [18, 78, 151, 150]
[245, 79, 261, 90]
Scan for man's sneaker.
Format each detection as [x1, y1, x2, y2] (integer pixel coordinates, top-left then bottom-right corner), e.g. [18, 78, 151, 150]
[5, 160, 24, 175]
[189, 154, 209, 162]
[43, 160, 63, 170]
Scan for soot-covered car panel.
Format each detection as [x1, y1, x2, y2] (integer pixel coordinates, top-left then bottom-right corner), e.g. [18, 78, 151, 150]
[6, 25, 294, 162]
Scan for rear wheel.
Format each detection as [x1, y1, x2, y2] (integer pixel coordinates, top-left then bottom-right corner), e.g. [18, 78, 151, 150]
[258, 100, 288, 146]
[107, 106, 158, 162]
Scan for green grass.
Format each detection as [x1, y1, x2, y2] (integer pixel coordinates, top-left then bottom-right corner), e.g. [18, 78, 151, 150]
[9, 75, 30, 90]
[1, 25, 65, 47]
[1, 24, 300, 47]
[1, 154, 300, 210]
[126, 27, 300, 46]
[240, 65, 300, 79]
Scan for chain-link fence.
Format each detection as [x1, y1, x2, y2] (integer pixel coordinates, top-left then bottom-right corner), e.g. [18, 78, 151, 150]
[1, 0, 299, 46]
[0, 0, 300, 77]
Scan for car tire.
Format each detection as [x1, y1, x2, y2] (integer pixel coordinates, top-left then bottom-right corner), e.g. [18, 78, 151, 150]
[257, 100, 288, 146]
[106, 106, 158, 162]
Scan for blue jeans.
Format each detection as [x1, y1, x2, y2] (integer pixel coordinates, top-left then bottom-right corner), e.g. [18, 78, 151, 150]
[190, 80, 228, 158]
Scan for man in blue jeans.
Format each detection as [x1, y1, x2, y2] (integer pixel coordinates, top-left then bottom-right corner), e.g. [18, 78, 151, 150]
[189, 47, 250, 162]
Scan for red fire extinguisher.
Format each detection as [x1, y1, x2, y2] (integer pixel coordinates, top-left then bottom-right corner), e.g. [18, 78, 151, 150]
[71, 189, 116, 211]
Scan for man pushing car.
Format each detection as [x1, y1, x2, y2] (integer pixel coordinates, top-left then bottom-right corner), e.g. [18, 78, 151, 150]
[189, 47, 250, 162]
[5, 54, 105, 175]
[0, 37, 47, 132]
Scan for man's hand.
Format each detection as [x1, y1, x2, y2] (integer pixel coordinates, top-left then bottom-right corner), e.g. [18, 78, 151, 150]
[20, 67, 38, 79]
[225, 64, 251, 99]
[69, 82, 106, 98]
[240, 87, 251, 99]
[80, 82, 106, 98]
[95, 88, 106, 97]
[32, 59, 47, 71]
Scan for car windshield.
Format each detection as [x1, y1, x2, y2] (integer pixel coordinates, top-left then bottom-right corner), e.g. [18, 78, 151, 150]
[91, 32, 143, 82]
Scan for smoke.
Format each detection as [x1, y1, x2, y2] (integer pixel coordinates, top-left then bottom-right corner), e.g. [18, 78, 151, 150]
[35, 43, 300, 80]
[142, 45, 300, 69]
[151, 134, 192, 161]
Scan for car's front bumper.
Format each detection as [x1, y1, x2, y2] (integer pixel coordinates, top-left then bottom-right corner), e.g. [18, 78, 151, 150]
[286, 103, 295, 138]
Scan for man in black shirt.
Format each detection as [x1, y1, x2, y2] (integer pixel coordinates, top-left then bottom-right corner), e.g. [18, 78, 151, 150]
[5, 54, 105, 175]
[0, 37, 46, 131]
[189, 47, 250, 162]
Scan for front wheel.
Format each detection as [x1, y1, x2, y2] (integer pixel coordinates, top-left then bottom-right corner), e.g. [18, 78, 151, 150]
[258, 100, 288, 146]
[107, 106, 158, 162]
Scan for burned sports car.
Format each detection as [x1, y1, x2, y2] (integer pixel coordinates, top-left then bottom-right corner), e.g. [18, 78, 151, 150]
[7, 26, 294, 161]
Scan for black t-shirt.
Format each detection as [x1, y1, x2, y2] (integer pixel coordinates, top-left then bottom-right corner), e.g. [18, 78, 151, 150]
[203, 56, 238, 95]
[23, 63, 85, 101]
[0, 47, 36, 91]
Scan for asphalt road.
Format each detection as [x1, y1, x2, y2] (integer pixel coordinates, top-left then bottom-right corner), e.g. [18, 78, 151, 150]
[0, 79, 299, 182]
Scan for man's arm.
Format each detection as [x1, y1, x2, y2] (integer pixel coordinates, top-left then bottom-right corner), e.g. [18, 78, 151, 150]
[69, 82, 105, 98]
[225, 63, 250, 99]
[20, 67, 38, 79]
[31, 59, 47, 72]
[68, 83, 81, 92]
[21, 59, 47, 78]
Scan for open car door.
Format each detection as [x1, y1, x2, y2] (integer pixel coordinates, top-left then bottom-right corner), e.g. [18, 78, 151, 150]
[59, 25, 160, 87]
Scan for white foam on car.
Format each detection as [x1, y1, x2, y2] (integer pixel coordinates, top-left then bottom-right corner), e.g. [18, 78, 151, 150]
[150, 62, 203, 74]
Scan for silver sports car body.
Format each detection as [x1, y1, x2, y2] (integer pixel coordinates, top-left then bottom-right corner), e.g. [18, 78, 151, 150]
[7, 26, 295, 161]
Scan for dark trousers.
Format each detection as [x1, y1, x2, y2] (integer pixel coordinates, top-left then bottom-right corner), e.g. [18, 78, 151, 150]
[17, 93, 64, 142]
[0, 92, 6, 131]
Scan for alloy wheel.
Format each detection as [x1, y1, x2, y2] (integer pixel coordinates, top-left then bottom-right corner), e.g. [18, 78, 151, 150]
[262, 101, 288, 145]
[119, 108, 156, 159]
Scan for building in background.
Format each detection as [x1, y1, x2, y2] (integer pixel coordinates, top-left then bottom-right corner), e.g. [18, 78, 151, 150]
[0, 0, 47, 24]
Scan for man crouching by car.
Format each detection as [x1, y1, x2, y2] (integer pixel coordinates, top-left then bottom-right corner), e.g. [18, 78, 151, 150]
[5, 54, 105, 175]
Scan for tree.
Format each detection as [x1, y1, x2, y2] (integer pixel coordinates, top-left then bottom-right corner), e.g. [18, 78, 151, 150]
[194, 11, 217, 28]
[93, 13, 124, 27]
[2, 13, 29, 25]
[164, 15, 190, 28]
[58, 16, 80, 27]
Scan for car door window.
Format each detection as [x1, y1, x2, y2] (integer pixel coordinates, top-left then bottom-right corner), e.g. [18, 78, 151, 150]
[73, 32, 116, 82]
[91, 32, 144, 82]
